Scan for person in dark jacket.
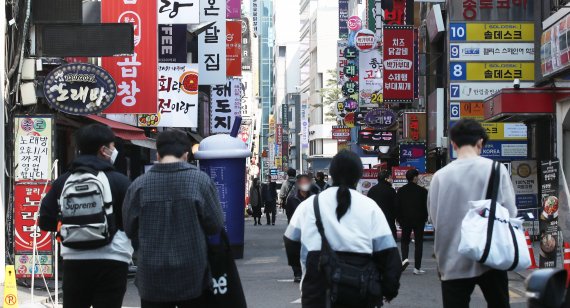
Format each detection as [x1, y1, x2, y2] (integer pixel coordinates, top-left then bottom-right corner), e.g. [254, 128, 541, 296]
[285, 175, 314, 282]
[249, 178, 263, 225]
[315, 172, 331, 192]
[367, 170, 397, 240]
[284, 151, 401, 307]
[396, 169, 429, 275]
[122, 131, 224, 307]
[262, 178, 278, 225]
[39, 124, 133, 308]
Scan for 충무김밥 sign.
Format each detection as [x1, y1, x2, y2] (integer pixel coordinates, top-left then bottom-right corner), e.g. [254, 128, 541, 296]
[44, 63, 117, 115]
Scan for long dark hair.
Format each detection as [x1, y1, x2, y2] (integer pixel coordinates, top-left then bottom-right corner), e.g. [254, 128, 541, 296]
[329, 150, 363, 221]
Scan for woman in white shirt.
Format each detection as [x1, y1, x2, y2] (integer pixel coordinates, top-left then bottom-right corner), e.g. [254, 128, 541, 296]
[284, 150, 402, 308]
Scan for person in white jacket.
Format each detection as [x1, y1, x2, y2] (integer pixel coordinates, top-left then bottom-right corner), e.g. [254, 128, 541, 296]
[429, 119, 516, 308]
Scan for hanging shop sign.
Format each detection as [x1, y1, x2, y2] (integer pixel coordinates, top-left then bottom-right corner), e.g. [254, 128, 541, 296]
[450, 141, 528, 160]
[449, 23, 534, 42]
[449, 62, 535, 81]
[542, 14, 570, 77]
[449, 43, 534, 62]
[227, 0, 241, 19]
[199, 0, 227, 85]
[342, 81, 359, 96]
[399, 143, 426, 173]
[482, 122, 527, 140]
[102, 0, 157, 114]
[159, 24, 188, 63]
[226, 20, 242, 77]
[44, 63, 117, 115]
[158, 0, 199, 24]
[539, 160, 560, 268]
[14, 182, 54, 279]
[348, 16, 362, 32]
[332, 126, 351, 141]
[355, 29, 377, 52]
[358, 129, 396, 146]
[449, 102, 485, 120]
[339, 0, 349, 39]
[511, 160, 539, 210]
[364, 108, 397, 129]
[241, 18, 252, 71]
[403, 112, 427, 141]
[382, 0, 407, 26]
[392, 166, 413, 189]
[359, 48, 383, 106]
[449, 0, 534, 22]
[338, 40, 350, 85]
[15, 116, 53, 182]
[210, 78, 241, 134]
[449, 82, 533, 101]
[358, 169, 379, 196]
[137, 64, 199, 128]
[383, 25, 415, 103]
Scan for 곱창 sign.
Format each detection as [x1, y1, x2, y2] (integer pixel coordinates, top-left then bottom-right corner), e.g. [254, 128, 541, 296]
[383, 25, 415, 103]
[102, 0, 158, 114]
[44, 63, 116, 115]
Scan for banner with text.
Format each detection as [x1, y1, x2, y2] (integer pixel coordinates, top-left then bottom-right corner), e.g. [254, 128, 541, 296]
[383, 25, 414, 103]
[199, 0, 227, 85]
[210, 78, 242, 134]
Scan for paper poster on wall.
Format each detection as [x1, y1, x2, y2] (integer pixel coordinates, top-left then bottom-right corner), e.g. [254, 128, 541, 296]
[15, 116, 53, 182]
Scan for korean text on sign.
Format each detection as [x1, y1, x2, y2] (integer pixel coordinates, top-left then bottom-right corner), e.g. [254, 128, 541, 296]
[383, 25, 415, 103]
[210, 78, 242, 134]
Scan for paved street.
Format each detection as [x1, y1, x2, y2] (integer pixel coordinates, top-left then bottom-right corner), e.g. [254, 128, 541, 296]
[15, 210, 529, 307]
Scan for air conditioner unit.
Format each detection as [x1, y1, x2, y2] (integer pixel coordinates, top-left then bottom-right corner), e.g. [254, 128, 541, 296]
[20, 83, 37, 106]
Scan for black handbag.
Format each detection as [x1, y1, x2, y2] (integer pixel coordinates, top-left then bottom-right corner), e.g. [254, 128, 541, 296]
[313, 196, 382, 308]
[205, 230, 247, 308]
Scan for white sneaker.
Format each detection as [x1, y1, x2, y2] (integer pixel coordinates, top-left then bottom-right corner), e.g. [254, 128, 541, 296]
[413, 268, 426, 275]
[402, 259, 410, 271]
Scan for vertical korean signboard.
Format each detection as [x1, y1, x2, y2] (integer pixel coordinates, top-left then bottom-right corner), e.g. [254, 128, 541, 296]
[138, 64, 199, 128]
[382, 0, 407, 25]
[199, 0, 227, 85]
[158, 0, 199, 24]
[226, 21, 242, 77]
[359, 49, 383, 106]
[15, 116, 53, 182]
[383, 25, 414, 103]
[14, 183, 54, 278]
[512, 160, 539, 235]
[210, 78, 241, 134]
[539, 160, 560, 268]
[102, 0, 158, 114]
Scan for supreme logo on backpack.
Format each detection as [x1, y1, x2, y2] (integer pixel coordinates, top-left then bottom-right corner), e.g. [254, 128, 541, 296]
[58, 167, 116, 249]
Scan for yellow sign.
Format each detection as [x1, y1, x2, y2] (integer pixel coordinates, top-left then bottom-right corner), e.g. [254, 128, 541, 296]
[4, 265, 18, 308]
[466, 23, 534, 42]
[482, 123, 527, 141]
[465, 62, 534, 81]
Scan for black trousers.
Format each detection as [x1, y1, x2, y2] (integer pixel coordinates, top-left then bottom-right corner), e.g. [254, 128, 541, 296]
[63, 259, 128, 308]
[400, 222, 425, 269]
[141, 293, 207, 308]
[265, 205, 276, 224]
[441, 270, 510, 308]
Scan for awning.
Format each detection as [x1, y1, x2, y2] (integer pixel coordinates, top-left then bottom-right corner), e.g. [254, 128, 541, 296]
[484, 88, 570, 122]
[130, 139, 157, 150]
[85, 115, 147, 140]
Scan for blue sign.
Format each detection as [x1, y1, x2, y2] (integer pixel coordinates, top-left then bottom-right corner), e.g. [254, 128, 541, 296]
[516, 194, 539, 210]
[43, 63, 117, 115]
[339, 0, 349, 39]
[449, 23, 467, 41]
[400, 144, 426, 173]
[449, 62, 467, 80]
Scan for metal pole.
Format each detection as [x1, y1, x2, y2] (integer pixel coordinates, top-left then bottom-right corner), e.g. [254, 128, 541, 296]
[0, 0, 7, 284]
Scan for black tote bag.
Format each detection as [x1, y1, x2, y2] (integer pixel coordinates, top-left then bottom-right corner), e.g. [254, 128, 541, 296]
[205, 230, 247, 308]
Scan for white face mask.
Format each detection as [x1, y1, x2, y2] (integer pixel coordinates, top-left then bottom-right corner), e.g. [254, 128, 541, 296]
[104, 147, 119, 164]
[299, 184, 312, 192]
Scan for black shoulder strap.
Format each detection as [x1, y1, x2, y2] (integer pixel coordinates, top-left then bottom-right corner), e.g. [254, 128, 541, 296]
[72, 166, 99, 176]
[479, 161, 501, 264]
[313, 195, 334, 252]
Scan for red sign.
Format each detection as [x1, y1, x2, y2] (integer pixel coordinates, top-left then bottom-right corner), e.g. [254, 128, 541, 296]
[14, 183, 53, 253]
[392, 166, 413, 185]
[383, 25, 414, 103]
[348, 16, 362, 31]
[226, 21, 242, 77]
[384, 0, 406, 25]
[332, 126, 351, 141]
[355, 29, 377, 52]
[102, 0, 158, 114]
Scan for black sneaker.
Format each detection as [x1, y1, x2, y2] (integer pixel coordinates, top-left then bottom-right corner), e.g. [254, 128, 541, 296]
[402, 259, 410, 272]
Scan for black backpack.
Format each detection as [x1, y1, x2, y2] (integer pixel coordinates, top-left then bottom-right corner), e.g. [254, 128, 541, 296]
[313, 195, 382, 308]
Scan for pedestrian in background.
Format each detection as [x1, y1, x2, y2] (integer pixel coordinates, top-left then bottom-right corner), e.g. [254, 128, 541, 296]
[285, 175, 315, 282]
[284, 151, 401, 307]
[263, 178, 278, 225]
[39, 124, 133, 308]
[367, 170, 397, 240]
[429, 119, 516, 308]
[315, 171, 331, 192]
[396, 169, 428, 275]
[122, 131, 224, 308]
[249, 178, 263, 226]
[280, 168, 297, 208]
[307, 172, 321, 194]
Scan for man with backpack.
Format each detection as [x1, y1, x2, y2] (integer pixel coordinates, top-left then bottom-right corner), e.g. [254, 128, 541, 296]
[279, 168, 297, 209]
[39, 124, 133, 308]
